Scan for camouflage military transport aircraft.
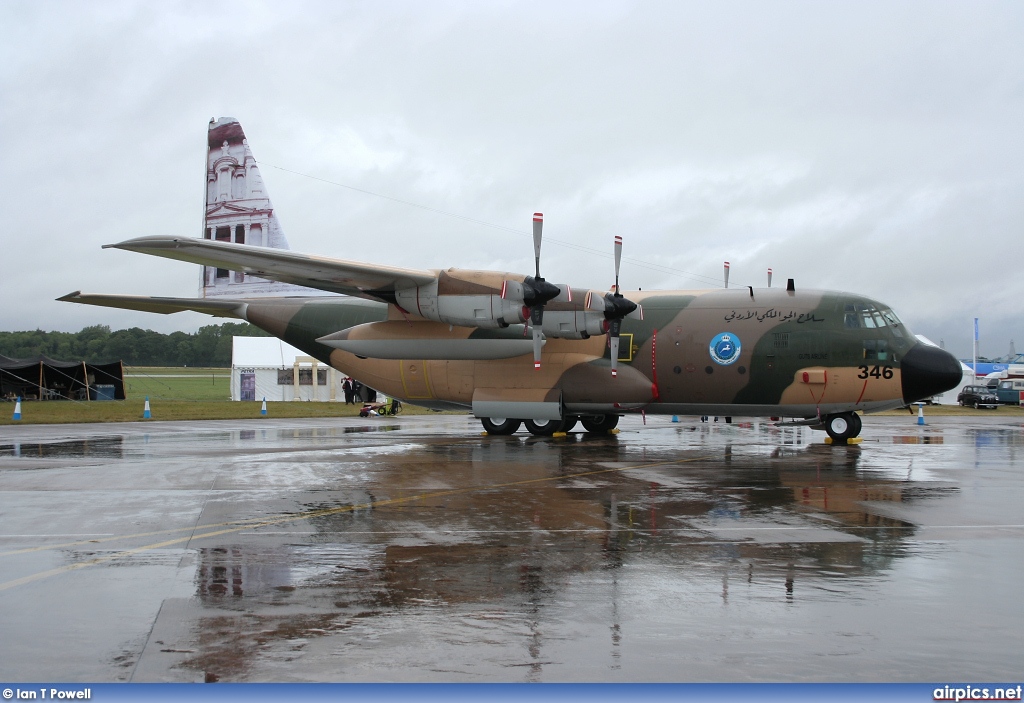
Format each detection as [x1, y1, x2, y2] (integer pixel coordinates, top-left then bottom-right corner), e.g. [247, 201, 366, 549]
[60, 118, 962, 441]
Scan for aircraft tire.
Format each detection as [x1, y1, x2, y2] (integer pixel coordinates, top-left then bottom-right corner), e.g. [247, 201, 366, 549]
[824, 412, 859, 442]
[481, 417, 522, 435]
[581, 414, 620, 433]
[524, 418, 563, 436]
[849, 412, 863, 437]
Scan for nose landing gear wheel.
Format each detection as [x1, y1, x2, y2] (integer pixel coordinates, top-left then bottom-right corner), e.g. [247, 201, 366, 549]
[481, 417, 522, 435]
[824, 412, 861, 442]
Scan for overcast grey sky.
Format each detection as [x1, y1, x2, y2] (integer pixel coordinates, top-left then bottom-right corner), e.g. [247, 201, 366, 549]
[2, 1, 1021, 359]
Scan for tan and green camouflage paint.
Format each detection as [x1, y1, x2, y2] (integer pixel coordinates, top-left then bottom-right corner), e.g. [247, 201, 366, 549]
[241, 286, 917, 418]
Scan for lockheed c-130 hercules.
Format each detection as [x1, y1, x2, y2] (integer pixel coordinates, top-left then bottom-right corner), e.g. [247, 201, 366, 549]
[61, 117, 962, 441]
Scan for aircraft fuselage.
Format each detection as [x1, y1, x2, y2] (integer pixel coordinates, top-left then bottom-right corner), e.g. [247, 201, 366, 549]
[237, 285, 959, 423]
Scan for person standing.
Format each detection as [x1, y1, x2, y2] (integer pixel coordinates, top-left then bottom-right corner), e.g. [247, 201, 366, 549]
[352, 379, 363, 403]
[342, 377, 354, 405]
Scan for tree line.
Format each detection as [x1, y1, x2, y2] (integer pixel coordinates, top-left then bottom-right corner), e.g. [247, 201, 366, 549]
[0, 323, 269, 367]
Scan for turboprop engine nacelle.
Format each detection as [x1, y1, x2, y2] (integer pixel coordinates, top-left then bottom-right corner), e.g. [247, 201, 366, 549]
[394, 276, 526, 329]
[393, 270, 609, 340]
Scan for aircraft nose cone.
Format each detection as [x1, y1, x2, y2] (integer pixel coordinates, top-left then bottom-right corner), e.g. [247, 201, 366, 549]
[901, 343, 962, 403]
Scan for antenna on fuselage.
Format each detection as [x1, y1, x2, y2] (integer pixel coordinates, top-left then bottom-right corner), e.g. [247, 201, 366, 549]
[723, 262, 730, 288]
[767, 268, 773, 288]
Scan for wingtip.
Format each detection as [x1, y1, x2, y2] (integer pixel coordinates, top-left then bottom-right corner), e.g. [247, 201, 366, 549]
[56, 291, 82, 302]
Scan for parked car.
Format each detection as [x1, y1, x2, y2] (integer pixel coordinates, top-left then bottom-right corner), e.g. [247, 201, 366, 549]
[996, 378, 1024, 404]
[957, 385, 1000, 409]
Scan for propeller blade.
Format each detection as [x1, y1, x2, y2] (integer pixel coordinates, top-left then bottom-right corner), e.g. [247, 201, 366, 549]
[532, 327, 543, 370]
[533, 213, 543, 279]
[613, 235, 622, 295]
[610, 333, 619, 378]
[627, 303, 643, 321]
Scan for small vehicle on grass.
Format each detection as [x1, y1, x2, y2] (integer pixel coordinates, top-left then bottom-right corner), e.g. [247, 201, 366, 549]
[957, 385, 1000, 409]
[996, 378, 1024, 405]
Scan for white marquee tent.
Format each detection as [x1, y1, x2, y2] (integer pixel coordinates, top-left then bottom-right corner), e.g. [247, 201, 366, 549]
[230, 337, 346, 402]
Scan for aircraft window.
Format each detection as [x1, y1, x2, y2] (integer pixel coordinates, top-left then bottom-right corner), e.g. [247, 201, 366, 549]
[872, 311, 886, 328]
[864, 340, 888, 360]
[845, 313, 860, 329]
[861, 312, 877, 328]
[882, 310, 901, 325]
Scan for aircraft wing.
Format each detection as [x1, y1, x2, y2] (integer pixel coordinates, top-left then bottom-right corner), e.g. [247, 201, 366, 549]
[57, 291, 248, 319]
[104, 236, 438, 300]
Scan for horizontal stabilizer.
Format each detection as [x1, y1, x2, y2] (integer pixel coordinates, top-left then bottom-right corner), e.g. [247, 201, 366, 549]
[57, 291, 248, 319]
[105, 236, 437, 300]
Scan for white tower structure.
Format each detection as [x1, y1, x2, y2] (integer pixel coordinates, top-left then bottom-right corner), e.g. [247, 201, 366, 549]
[200, 117, 327, 299]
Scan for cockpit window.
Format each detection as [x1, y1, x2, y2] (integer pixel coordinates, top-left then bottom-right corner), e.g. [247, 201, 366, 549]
[845, 302, 906, 336]
[864, 339, 888, 360]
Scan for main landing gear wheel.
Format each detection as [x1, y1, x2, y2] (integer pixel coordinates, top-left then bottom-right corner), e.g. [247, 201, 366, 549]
[524, 418, 564, 436]
[581, 414, 620, 433]
[824, 412, 861, 442]
[481, 417, 521, 435]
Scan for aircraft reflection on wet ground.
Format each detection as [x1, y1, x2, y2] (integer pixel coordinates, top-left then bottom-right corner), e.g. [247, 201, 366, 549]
[0, 414, 1021, 682]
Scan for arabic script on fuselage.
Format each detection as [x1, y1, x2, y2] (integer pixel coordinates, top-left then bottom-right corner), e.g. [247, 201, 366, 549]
[722, 309, 824, 324]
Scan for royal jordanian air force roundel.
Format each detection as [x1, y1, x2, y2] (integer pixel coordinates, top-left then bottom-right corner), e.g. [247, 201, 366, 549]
[709, 333, 741, 365]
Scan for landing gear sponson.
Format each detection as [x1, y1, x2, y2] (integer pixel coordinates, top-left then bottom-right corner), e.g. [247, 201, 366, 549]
[481, 414, 620, 436]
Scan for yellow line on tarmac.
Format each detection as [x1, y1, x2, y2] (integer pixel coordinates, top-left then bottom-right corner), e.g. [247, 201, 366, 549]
[0, 455, 714, 592]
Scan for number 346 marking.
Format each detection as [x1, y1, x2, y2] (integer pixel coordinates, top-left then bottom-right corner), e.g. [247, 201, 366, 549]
[858, 365, 894, 379]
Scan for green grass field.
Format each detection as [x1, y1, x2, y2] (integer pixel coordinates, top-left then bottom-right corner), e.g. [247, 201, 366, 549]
[1, 367, 441, 425]
[123, 367, 234, 402]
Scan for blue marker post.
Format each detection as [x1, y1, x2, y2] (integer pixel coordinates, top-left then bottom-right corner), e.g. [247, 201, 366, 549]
[13, 397, 22, 421]
[261, 397, 267, 416]
[143, 396, 151, 419]
[917, 402, 925, 426]
[671, 415, 679, 423]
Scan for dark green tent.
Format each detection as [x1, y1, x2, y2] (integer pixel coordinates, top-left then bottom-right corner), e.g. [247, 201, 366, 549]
[0, 355, 125, 401]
